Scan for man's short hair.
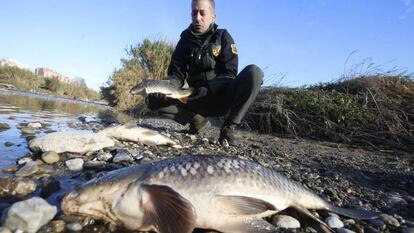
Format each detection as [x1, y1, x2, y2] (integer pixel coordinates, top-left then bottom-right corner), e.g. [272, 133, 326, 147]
[192, 0, 215, 12]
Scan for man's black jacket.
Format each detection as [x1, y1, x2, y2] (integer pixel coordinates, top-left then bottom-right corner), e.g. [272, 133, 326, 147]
[168, 24, 239, 88]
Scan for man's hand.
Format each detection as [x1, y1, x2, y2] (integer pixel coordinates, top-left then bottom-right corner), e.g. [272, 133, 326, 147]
[187, 87, 209, 101]
[147, 93, 167, 106]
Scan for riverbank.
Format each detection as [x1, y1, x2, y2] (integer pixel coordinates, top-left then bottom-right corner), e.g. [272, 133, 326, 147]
[0, 112, 413, 232]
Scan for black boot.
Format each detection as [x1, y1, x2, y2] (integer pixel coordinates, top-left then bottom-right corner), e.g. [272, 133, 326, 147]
[219, 123, 236, 145]
[184, 114, 210, 135]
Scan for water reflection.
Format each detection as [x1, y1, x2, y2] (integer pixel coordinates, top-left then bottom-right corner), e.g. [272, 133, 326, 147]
[0, 89, 109, 174]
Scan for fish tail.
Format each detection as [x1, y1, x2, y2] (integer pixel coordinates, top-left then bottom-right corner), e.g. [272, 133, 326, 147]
[326, 204, 381, 220]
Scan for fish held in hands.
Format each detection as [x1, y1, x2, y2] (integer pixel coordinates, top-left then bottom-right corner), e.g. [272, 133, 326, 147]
[130, 79, 192, 104]
[61, 155, 381, 233]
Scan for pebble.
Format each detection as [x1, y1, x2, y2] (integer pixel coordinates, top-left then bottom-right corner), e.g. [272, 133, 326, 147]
[50, 220, 65, 232]
[15, 161, 39, 177]
[20, 127, 36, 135]
[337, 228, 356, 233]
[2, 197, 57, 233]
[66, 222, 82, 232]
[0, 227, 12, 233]
[379, 214, 400, 227]
[41, 151, 60, 164]
[27, 122, 42, 128]
[324, 216, 344, 229]
[271, 215, 301, 229]
[95, 152, 113, 161]
[17, 157, 33, 165]
[386, 195, 407, 207]
[65, 158, 84, 171]
[113, 151, 134, 163]
[4, 141, 14, 147]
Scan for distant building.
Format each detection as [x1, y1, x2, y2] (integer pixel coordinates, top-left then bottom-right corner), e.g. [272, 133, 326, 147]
[0, 58, 31, 71]
[35, 67, 74, 84]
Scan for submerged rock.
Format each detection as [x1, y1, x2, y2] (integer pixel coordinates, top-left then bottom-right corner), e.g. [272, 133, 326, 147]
[0, 177, 36, 197]
[0, 123, 11, 132]
[2, 197, 57, 233]
[29, 131, 114, 154]
[20, 127, 36, 135]
[15, 161, 39, 177]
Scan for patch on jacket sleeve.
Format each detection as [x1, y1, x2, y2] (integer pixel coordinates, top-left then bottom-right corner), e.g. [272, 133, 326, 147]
[231, 44, 238, 54]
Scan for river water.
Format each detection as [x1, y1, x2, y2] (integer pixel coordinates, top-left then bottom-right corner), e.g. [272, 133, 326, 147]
[0, 88, 109, 175]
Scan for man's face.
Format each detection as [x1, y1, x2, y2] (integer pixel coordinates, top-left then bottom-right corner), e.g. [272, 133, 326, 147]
[191, 0, 216, 33]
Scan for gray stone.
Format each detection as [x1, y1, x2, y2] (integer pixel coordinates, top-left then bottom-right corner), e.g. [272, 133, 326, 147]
[29, 131, 114, 154]
[84, 160, 107, 169]
[324, 216, 344, 229]
[27, 122, 42, 128]
[337, 228, 356, 233]
[66, 222, 82, 232]
[364, 226, 380, 233]
[41, 151, 60, 164]
[271, 215, 301, 229]
[15, 161, 39, 177]
[113, 151, 134, 163]
[20, 127, 36, 135]
[95, 152, 113, 162]
[2, 197, 57, 233]
[0, 177, 36, 197]
[0, 123, 11, 131]
[65, 158, 84, 171]
[379, 214, 400, 227]
[0, 227, 12, 233]
[17, 157, 33, 165]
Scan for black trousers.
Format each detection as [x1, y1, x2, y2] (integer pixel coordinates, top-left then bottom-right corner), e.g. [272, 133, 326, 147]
[147, 64, 263, 126]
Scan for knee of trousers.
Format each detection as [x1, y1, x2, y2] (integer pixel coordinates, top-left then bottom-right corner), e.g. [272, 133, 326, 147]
[241, 64, 264, 87]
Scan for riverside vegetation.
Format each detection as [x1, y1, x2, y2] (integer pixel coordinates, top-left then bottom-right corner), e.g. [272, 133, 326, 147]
[101, 38, 414, 152]
[0, 66, 101, 101]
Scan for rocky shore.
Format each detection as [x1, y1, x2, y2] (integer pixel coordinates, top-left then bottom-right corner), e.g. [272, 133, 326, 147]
[0, 115, 413, 233]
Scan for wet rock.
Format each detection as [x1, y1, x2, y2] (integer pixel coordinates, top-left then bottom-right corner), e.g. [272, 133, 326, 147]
[66, 222, 82, 232]
[364, 226, 380, 233]
[0, 123, 11, 132]
[324, 216, 344, 228]
[15, 161, 39, 177]
[271, 215, 301, 229]
[0, 227, 12, 233]
[4, 141, 14, 147]
[2, 197, 57, 233]
[27, 122, 42, 128]
[386, 195, 407, 207]
[41, 151, 60, 164]
[29, 131, 114, 154]
[95, 152, 113, 162]
[20, 127, 36, 135]
[65, 158, 84, 171]
[2, 166, 17, 174]
[379, 214, 400, 227]
[0, 177, 36, 197]
[337, 228, 356, 233]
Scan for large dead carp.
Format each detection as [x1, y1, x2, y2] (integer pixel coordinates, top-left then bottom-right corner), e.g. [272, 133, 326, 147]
[61, 155, 381, 233]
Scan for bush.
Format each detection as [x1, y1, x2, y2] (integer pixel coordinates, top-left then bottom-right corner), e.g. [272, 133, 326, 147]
[100, 38, 175, 111]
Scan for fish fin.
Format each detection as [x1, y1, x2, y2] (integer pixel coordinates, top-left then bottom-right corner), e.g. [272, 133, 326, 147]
[327, 204, 381, 220]
[215, 195, 277, 215]
[141, 184, 196, 233]
[216, 217, 279, 233]
[290, 204, 334, 233]
[178, 97, 188, 104]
